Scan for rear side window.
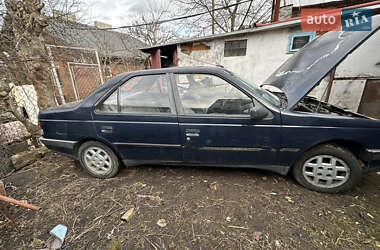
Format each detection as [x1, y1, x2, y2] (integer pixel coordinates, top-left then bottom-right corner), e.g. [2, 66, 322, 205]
[96, 74, 173, 114]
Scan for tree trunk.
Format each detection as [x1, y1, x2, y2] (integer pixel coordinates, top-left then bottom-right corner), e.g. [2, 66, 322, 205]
[3, 0, 56, 137]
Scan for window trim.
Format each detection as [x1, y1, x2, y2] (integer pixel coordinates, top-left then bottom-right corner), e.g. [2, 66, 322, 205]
[94, 73, 177, 116]
[224, 39, 247, 57]
[287, 32, 316, 53]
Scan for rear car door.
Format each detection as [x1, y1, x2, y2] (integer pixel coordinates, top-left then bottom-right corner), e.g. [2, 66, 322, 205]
[171, 73, 281, 166]
[93, 73, 182, 164]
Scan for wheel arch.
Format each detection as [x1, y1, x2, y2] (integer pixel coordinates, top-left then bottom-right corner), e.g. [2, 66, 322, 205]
[290, 139, 370, 169]
[74, 138, 124, 164]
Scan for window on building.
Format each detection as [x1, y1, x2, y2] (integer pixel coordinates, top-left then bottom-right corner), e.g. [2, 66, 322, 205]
[174, 73, 254, 116]
[288, 32, 316, 53]
[96, 74, 173, 114]
[224, 40, 247, 57]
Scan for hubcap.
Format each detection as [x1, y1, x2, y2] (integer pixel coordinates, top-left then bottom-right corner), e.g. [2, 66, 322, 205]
[83, 146, 112, 175]
[302, 155, 350, 188]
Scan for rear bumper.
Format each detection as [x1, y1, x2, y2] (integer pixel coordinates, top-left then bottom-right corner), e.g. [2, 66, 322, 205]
[367, 149, 380, 172]
[39, 137, 77, 158]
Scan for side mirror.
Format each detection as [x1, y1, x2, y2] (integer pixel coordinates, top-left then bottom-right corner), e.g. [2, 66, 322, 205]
[250, 106, 270, 120]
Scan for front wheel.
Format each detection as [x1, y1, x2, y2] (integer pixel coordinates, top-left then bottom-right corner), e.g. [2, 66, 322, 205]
[78, 141, 120, 178]
[292, 144, 362, 193]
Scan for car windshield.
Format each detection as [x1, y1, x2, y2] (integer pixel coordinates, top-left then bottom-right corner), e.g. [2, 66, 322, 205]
[234, 75, 281, 107]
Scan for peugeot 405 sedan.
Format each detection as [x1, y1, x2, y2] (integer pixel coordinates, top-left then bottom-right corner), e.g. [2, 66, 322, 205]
[40, 15, 380, 193]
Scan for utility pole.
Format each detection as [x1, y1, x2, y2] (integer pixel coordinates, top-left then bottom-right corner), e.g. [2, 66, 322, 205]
[212, 0, 215, 34]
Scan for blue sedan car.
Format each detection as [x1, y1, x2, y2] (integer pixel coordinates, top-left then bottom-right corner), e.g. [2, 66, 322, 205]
[40, 16, 380, 193]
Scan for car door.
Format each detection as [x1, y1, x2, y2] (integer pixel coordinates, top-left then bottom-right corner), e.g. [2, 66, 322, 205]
[171, 73, 281, 166]
[92, 73, 182, 164]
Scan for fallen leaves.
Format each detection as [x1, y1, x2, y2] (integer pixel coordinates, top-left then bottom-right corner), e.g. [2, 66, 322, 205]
[253, 231, 263, 241]
[209, 182, 217, 191]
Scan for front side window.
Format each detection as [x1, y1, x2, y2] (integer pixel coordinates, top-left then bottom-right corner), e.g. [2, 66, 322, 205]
[97, 74, 172, 114]
[175, 74, 254, 116]
[97, 90, 118, 112]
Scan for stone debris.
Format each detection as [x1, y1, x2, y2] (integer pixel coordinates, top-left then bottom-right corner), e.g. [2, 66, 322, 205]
[157, 219, 167, 228]
[0, 121, 30, 145]
[275, 240, 281, 247]
[366, 213, 374, 219]
[10, 147, 48, 170]
[285, 196, 294, 203]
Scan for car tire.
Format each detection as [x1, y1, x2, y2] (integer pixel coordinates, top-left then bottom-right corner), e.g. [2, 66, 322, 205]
[78, 141, 120, 179]
[292, 144, 362, 193]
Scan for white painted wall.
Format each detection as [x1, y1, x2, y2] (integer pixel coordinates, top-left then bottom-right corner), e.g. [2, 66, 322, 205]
[178, 28, 301, 84]
[335, 31, 380, 77]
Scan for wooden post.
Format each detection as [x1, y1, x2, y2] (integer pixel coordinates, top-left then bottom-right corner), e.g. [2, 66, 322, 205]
[173, 48, 178, 67]
[273, 0, 281, 22]
[151, 49, 162, 69]
[325, 68, 336, 103]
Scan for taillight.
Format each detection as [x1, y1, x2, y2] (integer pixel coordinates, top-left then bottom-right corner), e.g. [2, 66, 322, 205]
[39, 123, 43, 129]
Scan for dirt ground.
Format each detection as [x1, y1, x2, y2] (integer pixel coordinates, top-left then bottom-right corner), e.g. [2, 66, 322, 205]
[0, 151, 379, 250]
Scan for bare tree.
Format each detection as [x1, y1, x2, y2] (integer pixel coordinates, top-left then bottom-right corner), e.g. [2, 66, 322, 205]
[124, 2, 183, 46]
[177, 0, 273, 35]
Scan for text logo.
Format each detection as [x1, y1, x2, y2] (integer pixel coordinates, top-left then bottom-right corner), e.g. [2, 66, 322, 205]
[301, 8, 372, 31]
[301, 8, 341, 31]
[342, 8, 372, 31]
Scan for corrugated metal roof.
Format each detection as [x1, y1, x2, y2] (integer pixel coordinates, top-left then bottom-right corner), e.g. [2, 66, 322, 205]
[47, 21, 148, 59]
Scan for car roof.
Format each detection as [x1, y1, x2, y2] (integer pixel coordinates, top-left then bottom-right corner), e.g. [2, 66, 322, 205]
[84, 66, 235, 107]
[119, 66, 233, 77]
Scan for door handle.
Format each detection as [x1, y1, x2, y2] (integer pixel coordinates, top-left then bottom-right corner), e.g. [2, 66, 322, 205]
[185, 128, 200, 136]
[100, 126, 113, 133]
[186, 132, 199, 137]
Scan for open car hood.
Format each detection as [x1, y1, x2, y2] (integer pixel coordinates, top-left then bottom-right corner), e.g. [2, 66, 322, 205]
[264, 14, 380, 110]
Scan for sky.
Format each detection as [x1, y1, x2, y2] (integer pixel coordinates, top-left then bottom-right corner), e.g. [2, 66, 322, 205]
[84, 0, 167, 27]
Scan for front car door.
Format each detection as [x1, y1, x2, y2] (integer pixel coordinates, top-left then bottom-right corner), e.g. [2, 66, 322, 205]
[171, 72, 282, 171]
[92, 73, 182, 164]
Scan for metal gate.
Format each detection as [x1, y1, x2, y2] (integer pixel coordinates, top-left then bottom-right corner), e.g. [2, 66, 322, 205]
[46, 45, 104, 104]
[68, 63, 102, 101]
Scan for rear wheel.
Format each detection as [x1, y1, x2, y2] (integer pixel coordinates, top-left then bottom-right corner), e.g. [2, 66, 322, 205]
[78, 141, 120, 178]
[292, 144, 362, 193]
